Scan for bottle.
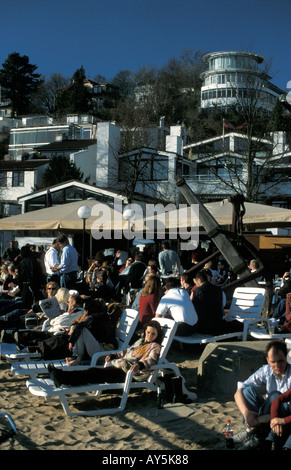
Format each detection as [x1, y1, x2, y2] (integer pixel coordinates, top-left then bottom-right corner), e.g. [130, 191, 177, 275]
[225, 419, 234, 449]
[157, 386, 163, 409]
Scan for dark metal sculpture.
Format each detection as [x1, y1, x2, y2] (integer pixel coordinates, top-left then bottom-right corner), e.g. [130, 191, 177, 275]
[175, 176, 261, 287]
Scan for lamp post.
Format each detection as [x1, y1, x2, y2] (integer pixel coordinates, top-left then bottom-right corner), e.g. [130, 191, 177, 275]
[77, 205, 91, 278]
[123, 208, 134, 257]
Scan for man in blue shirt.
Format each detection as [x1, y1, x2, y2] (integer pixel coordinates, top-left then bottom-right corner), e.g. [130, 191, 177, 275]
[54, 234, 79, 289]
[234, 340, 291, 449]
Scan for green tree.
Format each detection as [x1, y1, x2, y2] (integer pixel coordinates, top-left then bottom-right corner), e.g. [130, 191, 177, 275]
[41, 156, 84, 187]
[59, 66, 92, 114]
[0, 52, 42, 116]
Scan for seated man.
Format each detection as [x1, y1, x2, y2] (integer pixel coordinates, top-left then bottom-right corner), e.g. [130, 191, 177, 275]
[233, 340, 291, 450]
[191, 270, 225, 335]
[14, 293, 85, 349]
[155, 277, 198, 336]
[180, 273, 193, 295]
[248, 259, 264, 282]
[191, 270, 243, 335]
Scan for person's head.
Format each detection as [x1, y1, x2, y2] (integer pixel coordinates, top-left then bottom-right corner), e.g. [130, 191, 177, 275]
[21, 244, 33, 258]
[46, 281, 59, 297]
[191, 251, 201, 263]
[67, 293, 81, 310]
[96, 270, 108, 284]
[217, 260, 226, 270]
[161, 241, 170, 251]
[266, 340, 288, 378]
[143, 320, 163, 345]
[249, 259, 260, 271]
[125, 257, 133, 267]
[194, 270, 209, 287]
[134, 253, 144, 262]
[204, 261, 212, 269]
[55, 287, 70, 304]
[141, 275, 161, 297]
[56, 233, 69, 248]
[8, 264, 16, 275]
[148, 260, 159, 275]
[165, 277, 180, 291]
[180, 273, 192, 287]
[52, 239, 59, 249]
[1, 264, 8, 275]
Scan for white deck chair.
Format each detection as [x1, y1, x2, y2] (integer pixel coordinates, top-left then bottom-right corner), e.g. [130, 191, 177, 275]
[26, 318, 197, 416]
[0, 315, 63, 361]
[10, 308, 140, 379]
[245, 319, 291, 341]
[174, 286, 267, 346]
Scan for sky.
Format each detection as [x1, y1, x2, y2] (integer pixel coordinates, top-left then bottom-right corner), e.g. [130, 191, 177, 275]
[1, 0, 291, 91]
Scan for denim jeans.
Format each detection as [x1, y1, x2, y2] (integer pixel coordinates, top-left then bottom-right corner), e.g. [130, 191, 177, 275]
[243, 386, 291, 447]
[242, 385, 281, 419]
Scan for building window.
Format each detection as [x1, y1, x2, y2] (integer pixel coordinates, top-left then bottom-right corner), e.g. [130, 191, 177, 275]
[12, 171, 24, 187]
[0, 172, 7, 186]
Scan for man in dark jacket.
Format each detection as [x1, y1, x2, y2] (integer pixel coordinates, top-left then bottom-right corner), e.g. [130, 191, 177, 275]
[192, 270, 225, 335]
[18, 245, 43, 308]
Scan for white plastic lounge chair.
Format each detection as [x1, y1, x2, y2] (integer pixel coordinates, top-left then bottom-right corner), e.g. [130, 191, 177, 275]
[10, 308, 140, 379]
[0, 337, 42, 362]
[0, 316, 59, 361]
[245, 319, 291, 341]
[26, 317, 197, 416]
[174, 287, 267, 346]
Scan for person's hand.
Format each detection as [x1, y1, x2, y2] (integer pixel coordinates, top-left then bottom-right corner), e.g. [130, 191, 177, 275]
[68, 342, 73, 351]
[130, 363, 140, 373]
[105, 355, 111, 363]
[270, 417, 285, 436]
[244, 409, 260, 428]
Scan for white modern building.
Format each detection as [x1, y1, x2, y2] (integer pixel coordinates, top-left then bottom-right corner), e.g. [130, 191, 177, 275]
[183, 130, 291, 207]
[200, 51, 284, 112]
[7, 114, 98, 159]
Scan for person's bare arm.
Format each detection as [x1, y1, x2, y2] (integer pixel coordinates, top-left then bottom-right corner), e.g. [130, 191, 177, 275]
[234, 388, 261, 429]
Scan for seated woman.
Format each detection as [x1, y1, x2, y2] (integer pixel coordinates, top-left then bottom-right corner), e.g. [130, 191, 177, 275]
[54, 287, 70, 313]
[48, 320, 163, 387]
[211, 260, 228, 285]
[0, 281, 59, 331]
[138, 275, 162, 328]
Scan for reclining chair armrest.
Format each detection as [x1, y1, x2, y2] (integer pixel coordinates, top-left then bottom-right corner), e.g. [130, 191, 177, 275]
[242, 317, 272, 340]
[90, 349, 123, 367]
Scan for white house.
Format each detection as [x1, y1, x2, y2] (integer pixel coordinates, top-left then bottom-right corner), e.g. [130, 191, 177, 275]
[200, 51, 284, 112]
[183, 130, 291, 206]
[0, 157, 49, 216]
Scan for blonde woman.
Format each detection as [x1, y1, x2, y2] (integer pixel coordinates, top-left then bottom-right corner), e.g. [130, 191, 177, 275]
[55, 287, 70, 312]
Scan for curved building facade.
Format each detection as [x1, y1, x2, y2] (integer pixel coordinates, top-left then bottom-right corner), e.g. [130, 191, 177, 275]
[200, 51, 283, 112]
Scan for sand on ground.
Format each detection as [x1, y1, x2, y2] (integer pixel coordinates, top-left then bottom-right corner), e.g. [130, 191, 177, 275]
[0, 344, 243, 451]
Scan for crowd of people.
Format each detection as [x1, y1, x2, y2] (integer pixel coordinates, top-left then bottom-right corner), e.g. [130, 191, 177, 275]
[1, 236, 291, 450]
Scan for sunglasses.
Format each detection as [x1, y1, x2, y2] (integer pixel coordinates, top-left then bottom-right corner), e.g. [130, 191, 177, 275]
[47, 287, 57, 290]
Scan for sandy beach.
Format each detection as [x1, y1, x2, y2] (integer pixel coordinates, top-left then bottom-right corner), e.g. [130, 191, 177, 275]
[0, 343, 246, 452]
